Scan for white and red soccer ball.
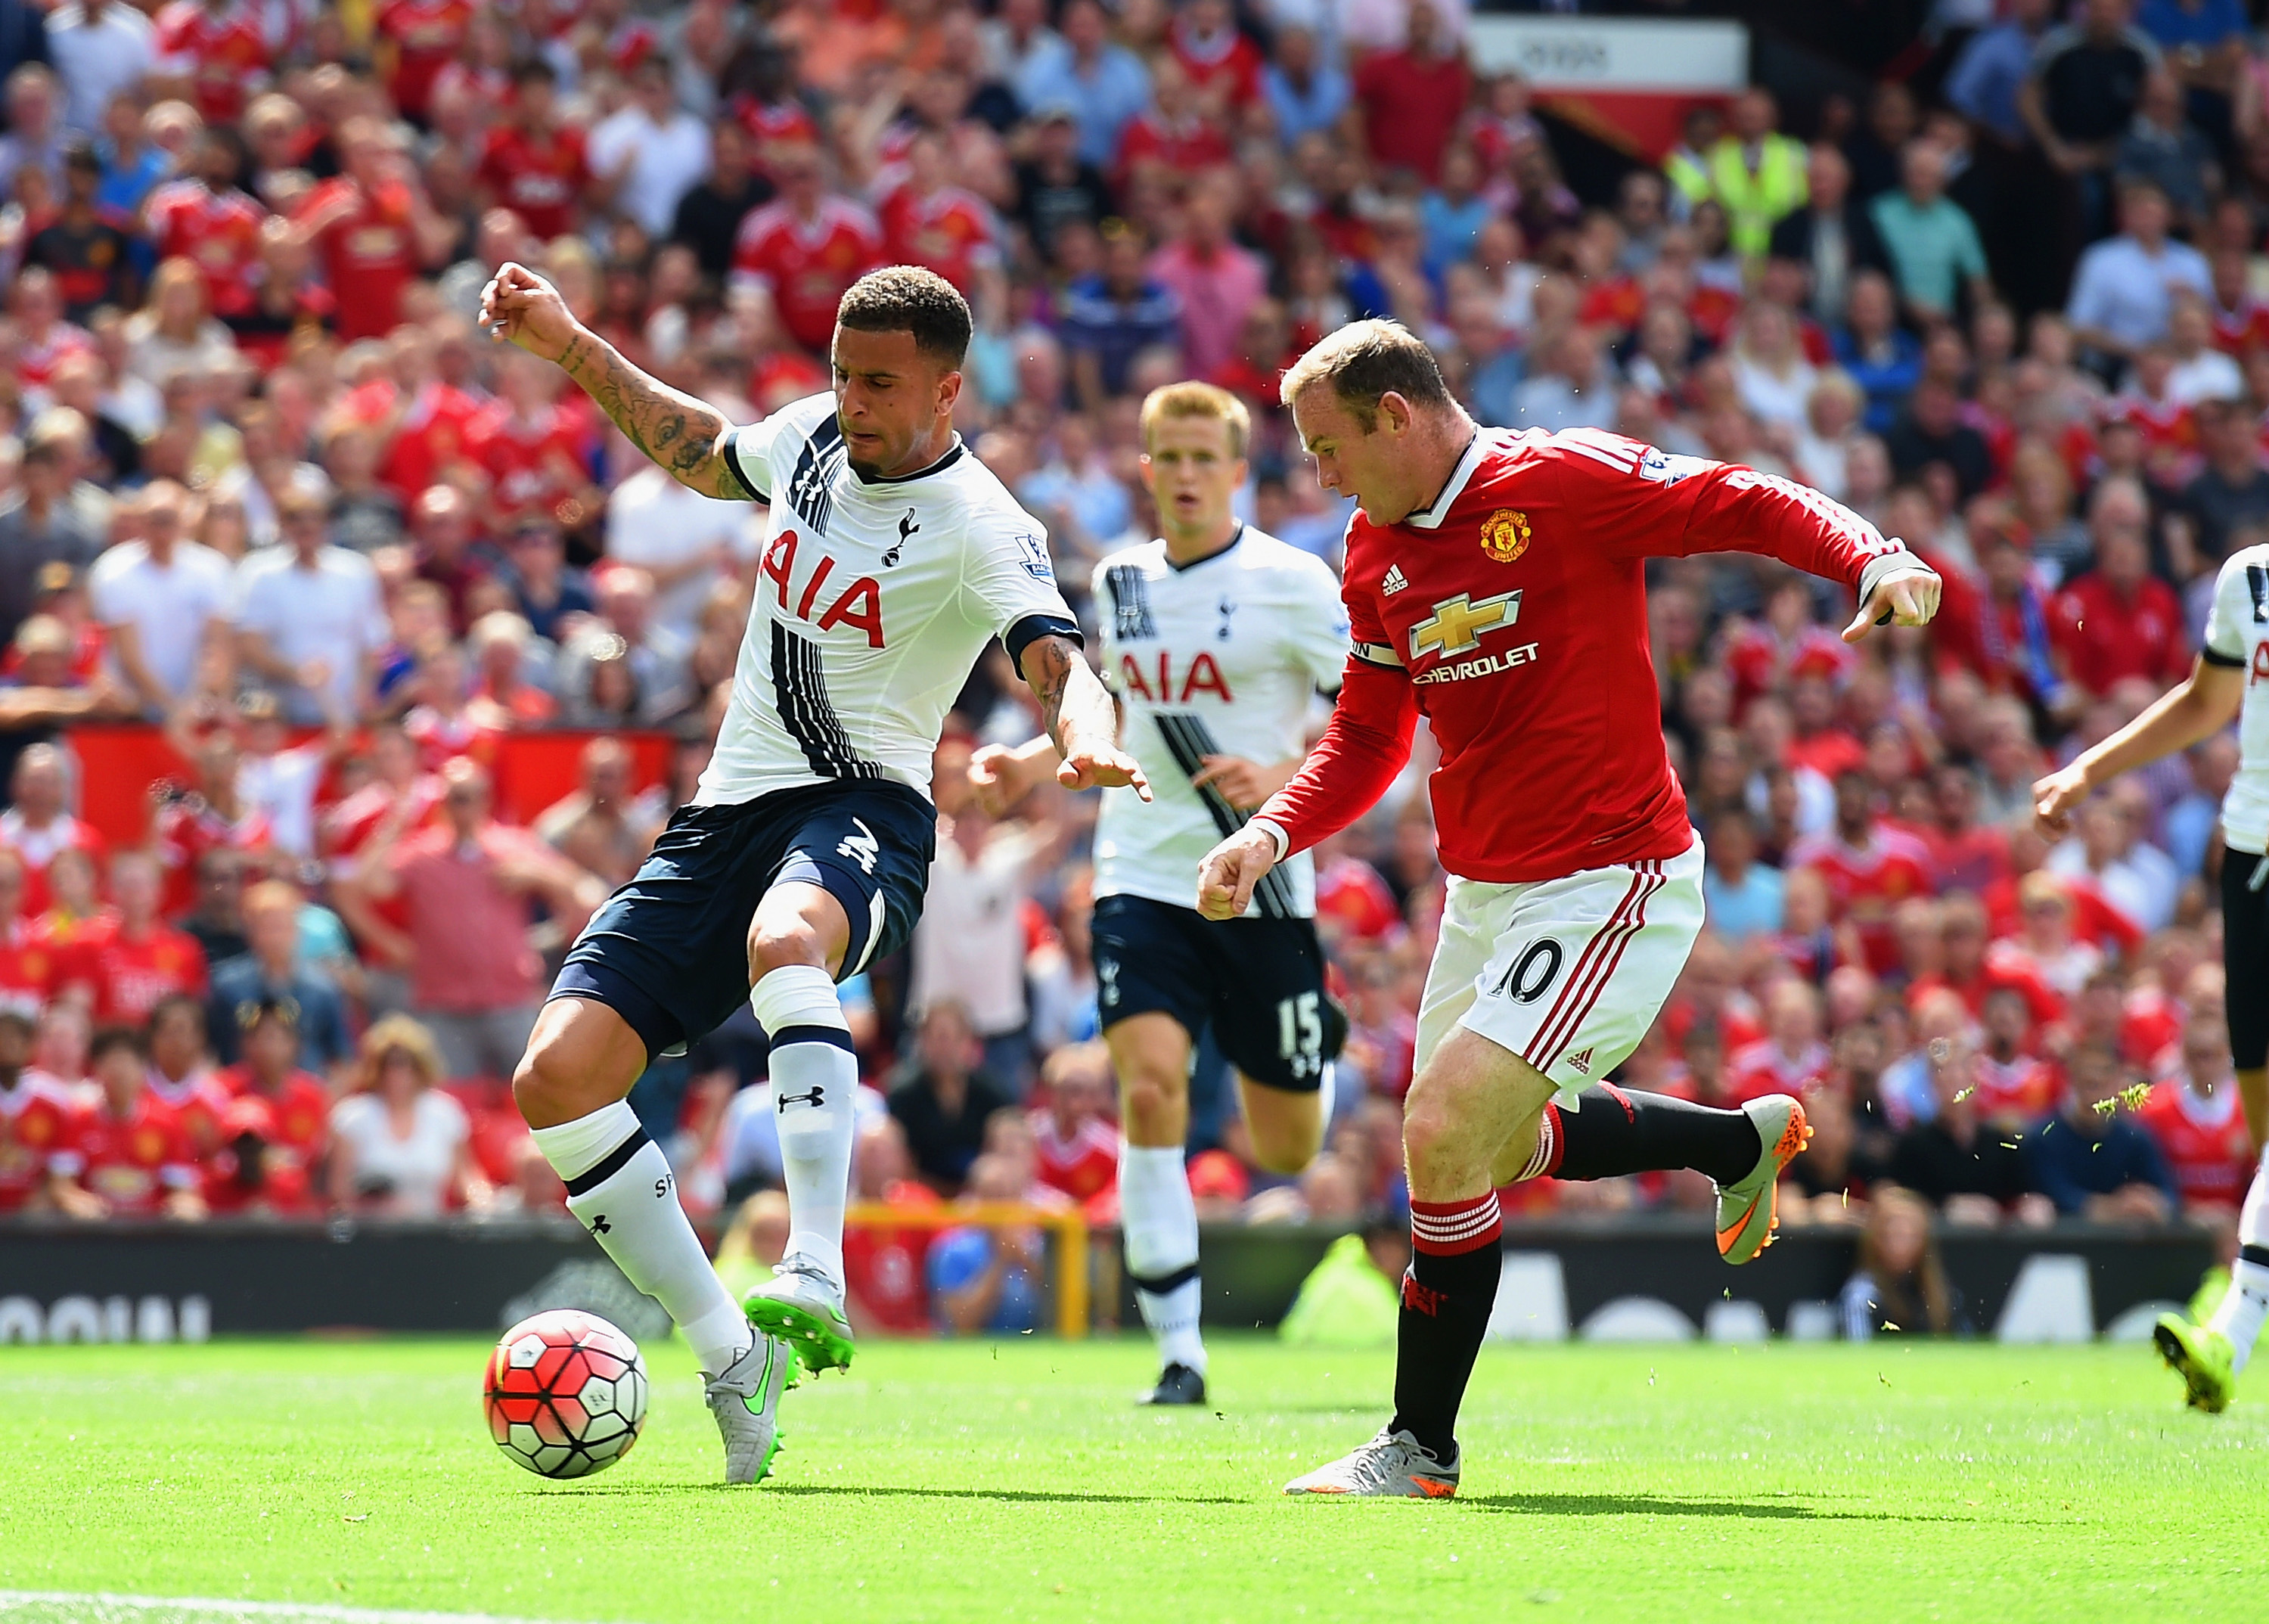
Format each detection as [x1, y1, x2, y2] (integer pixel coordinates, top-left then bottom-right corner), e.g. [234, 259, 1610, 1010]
[484, 1309, 648, 1479]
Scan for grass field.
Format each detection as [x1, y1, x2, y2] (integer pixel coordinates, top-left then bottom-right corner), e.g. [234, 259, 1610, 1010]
[0, 1334, 2260, 1623]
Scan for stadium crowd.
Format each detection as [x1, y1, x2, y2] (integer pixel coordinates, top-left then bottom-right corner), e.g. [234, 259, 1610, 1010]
[0, 0, 2261, 1330]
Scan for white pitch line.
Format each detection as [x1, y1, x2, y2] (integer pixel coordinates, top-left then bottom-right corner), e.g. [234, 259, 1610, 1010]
[0, 1591, 627, 1624]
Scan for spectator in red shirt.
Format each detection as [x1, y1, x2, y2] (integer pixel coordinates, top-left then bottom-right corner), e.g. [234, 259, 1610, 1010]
[1029, 1040, 1117, 1209]
[144, 991, 227, 1157]
[840, 1115, 941, 1334]
[1167, 0, 1263, 112]
[1972, 985, 2062, 1126]
[290, 116, 454, 343]
[2, 744, 107, 920]
[1352, 0, 1470, 185]
[1920, 762, 2010, 895]
[2050, 477, 2192, 700]
[0, 1008, 72, 1213]
[151, 0, 270, 126]
[343, 756, 604, 1081]
[374, 0, 473, 126]
[729, 142, 883, 358]
[1789, 771, 1937, 976]
[201, 1091, 320, 1216]
[87, 849, 208, 1026]
[475, 59, 592, 244]
[215, 995, 330, 1166]
[53, 1024, 205, 1219]
[1727, 977, 1831, 1103]
[2139, 1014, 2252, 1218]
[143, 125, 265, 321]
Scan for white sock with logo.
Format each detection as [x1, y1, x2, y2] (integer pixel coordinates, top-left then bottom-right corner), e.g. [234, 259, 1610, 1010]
[1121, 1142, 1206, 1376]
[529, 1098, 750, 1376]
[751, 964, 858, 1290]
[2209, 1149, 2269, 1374]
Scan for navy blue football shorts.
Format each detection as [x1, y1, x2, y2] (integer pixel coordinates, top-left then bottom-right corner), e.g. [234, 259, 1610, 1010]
[551, 779, 933, 1061]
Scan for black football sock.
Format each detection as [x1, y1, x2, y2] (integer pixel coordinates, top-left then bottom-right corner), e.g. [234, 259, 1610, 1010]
[1387, 1193, 1503, 1464]
[1529, 1083, 1762, 1187]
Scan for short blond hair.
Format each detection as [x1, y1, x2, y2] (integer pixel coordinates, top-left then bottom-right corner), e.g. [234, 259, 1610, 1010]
[1139, 380, 1250, 461]
[1278, 318, 1451, 430]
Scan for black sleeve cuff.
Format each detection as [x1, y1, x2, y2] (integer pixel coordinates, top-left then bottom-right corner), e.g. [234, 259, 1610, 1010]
[721, 430, 768, 503]
[2202, 644, 2246, 668]
[1004, 613, 1083, 682]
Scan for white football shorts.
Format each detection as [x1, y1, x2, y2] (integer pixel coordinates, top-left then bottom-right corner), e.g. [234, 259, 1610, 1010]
[1414, 839, 1706, 1103]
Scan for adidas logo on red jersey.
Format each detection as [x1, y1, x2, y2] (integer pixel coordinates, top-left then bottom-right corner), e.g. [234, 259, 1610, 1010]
[1381, 564, 1409, 596]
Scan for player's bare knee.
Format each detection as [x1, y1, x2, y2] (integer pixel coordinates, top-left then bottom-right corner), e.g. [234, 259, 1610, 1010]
[1247, 1122, 1321, 1177]
[747, 918, 829, 982]
[1120, 1067, 1184, 1143]
[512, 1026, 586, 1129]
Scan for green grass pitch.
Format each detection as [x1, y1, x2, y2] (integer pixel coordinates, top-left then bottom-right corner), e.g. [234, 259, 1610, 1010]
[0, 1334, 2261, 1622]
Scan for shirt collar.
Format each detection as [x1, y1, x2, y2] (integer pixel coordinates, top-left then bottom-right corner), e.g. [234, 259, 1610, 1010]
[1400, 431, 1486, 531]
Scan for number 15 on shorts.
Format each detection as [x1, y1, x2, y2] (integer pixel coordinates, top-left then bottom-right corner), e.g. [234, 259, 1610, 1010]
[1277, 992, 1324, 1081]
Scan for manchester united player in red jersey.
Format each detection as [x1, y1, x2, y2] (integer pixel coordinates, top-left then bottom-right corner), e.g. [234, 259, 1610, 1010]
[1198, 321, 1941, 1496]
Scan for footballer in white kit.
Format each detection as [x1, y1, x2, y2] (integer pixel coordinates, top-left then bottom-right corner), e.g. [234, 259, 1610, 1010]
[972, 383, 1349, 1405]
[480, 262, 1142, 1483]
[2038, 539, 2269, 1413]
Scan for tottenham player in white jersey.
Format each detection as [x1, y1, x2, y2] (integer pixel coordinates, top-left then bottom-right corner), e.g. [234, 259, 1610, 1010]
[480, 262, 1145, 1483]
[970, 383, 1349, 1405]
[2037, 539, 2269, 1413]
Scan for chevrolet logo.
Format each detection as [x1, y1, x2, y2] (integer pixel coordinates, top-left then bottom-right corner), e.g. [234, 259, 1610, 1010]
[1409, 590, 1522, 660]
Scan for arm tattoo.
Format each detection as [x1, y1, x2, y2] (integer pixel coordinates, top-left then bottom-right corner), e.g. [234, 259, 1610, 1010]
[1026, 635, 1112, 756]
[558, 331, 750, 500]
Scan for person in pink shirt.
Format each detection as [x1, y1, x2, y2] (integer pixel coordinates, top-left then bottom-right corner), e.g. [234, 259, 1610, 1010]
[1147, 175, 1265, 382]
[344, 756, 604, 1081]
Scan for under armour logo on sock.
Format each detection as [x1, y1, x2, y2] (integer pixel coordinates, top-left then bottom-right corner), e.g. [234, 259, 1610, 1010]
[588, 1214, 610, 1234]
[1401, 1275, 1445, 1317]
[777, 1086, 826, 1111]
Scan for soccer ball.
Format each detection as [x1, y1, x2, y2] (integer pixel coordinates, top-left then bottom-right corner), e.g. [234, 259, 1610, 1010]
[483, 1309, 649, 1480]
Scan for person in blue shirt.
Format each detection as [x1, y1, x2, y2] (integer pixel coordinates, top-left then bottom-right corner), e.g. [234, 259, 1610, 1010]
[1946, 0, 2056, 145]
[1833, 269, 1924, 435]
[1419, 144, 1489, 279]
[1057, 224, 1181, 410]
[2022, 1042, 2181, 1222]
[1262, 24, 1348, 147]
[1700, 808, 1786, 945]
[927, 1153, 1043, 1335]
[1013, 0, 1150, 171]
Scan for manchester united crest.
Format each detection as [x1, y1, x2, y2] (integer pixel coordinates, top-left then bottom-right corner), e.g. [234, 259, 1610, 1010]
[1480, 508, 1531, 564]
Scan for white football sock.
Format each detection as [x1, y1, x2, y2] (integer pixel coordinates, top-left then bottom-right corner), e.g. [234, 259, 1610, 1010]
[530, 1099, 749, 1376]
[752, 964, 858, 1290]
[1121, 1142, 1205, 1374]
[2209, 1150, 2269, 1374]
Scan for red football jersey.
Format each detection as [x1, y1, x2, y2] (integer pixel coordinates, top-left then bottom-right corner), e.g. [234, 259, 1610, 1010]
[877, 184, 998, 293]
[1971, 1051, 2062, 1124]
[375, 0, 473, 120]
[1263, 431, 1903, 883]
[2138, 1081, 2252, 1209]
[374, 381, 486, 503]
[1114, 110, 1234, 180]
[2050, 572, 2192, 697]
[58, 1092, 196, 1216]
[2213, 297, 2269, 356]
[1029, 1110, 1116, 1204]
[1725, 1037, 1829, 1104]
[154, 0, 271, 123]
[152, 796, 274, 918]
[2, 811, 108, 921]
[730, 199, 883, 356]
[145, 180, 266, 318]
[468, 401, 590, 523]
[476, 123, 591, 243]
[147, 1067, 232, 1158]
[296, 177, 420, 342]
[89, 925, 210, 1027]
[0, 923, 57, 1020]
[1787, 827, 1936, 977]
[15, 322, 95, 390]
[0, 1076, 71, 1212]
[1169, 20, 1265, 106]
[843, 1185, 939, 1334]
[215, 1065, 332, 1160]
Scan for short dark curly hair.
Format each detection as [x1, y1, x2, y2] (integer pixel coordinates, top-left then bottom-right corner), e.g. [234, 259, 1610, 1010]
[836, 265, 973, 368]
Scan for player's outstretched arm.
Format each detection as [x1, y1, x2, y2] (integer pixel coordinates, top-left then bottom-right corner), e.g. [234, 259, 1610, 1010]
[2032, 657, 2244, 836]
[1020, 635, 1151, 801]
[1840, 563, 1944, 644]
[967, 736, 1061, 817]
[480, 262, 752, 501]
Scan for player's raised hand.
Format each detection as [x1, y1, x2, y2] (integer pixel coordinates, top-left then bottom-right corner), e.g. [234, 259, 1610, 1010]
[1843, 560, 1942, 643]
[967, 744, 1026, 818]
[1197, 825, 1278, 921]
[1057, 743, 1152, 800]
[479, 262, 577, 365]
[2031, 762, 2091, 838]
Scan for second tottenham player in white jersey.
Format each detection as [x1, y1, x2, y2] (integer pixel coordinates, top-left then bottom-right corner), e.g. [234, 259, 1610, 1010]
[2037, 539, 2269, 1413]
[972, 383, 1349, 1405]
[480, 261, 1144, 1483]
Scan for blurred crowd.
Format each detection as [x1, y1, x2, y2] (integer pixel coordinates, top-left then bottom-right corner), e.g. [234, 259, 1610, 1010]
[0, 0, 2262, 1336]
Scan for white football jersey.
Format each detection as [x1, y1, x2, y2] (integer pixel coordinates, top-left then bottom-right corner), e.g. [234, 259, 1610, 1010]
[2202, 542, 2269, 855]
[1092, 526, 1349, 917]
[703, 392, 1078, 805]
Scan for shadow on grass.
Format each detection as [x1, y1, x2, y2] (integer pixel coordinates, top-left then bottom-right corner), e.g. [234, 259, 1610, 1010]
[1460, 1492, 1985, 1523]
[547, 1483, 1245, 1506]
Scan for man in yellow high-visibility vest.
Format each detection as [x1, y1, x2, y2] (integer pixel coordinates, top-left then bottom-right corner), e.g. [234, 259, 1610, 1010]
[1703, 87, 1809, 259]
